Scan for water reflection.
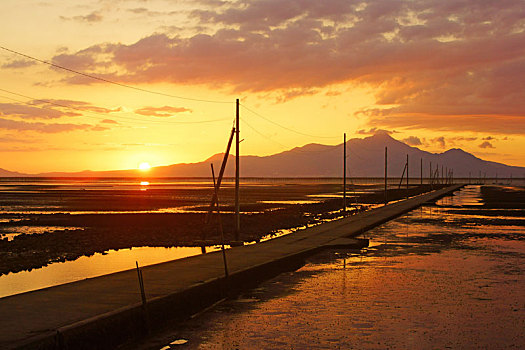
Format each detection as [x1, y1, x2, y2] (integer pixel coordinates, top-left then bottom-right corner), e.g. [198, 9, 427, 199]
[146, 185, 524, 350]
[0, 246, 207, 298]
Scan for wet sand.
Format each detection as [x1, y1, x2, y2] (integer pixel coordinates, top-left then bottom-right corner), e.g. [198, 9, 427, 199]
[126, 185, 524, 349]
[0, 183, 440, 275]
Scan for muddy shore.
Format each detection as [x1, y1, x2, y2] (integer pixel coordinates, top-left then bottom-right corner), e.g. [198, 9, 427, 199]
[125, 184, 525, 350]
[0, 184, 443, 275]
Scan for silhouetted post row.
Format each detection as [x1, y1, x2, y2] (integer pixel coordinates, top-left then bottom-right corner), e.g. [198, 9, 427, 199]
[430, 161, 433, 188]
[420, 158, 423, 185]
[343, 133, 347, 214]
[406, 154, 409, 199]
[384, 146, 388, 205]
[235, 99, 240, 241]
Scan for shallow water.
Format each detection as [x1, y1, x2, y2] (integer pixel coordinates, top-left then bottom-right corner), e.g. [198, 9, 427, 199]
[0, 246, 212, 298]
[142, 185, 524, 349]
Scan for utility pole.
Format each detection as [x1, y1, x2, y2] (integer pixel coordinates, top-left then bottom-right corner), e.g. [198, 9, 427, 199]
[343, 133, 346, 214]
[420, 158, 423, 185]
[430, 161, 432, 187]
[406, 154, 409, 199]
[234, 99, 240, 241]
[384, 147, 388, 205]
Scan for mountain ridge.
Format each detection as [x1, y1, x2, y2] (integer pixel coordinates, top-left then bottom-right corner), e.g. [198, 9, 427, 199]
[1, 133, 523, 178]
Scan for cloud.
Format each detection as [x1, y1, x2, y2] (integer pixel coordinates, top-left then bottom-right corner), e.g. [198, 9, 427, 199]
[127, 8, 178, 16]
[0, 117, 92, 133]
[0, 100, 120, 120]
[60, 11, 103, 23]
[0, 133, 41, 143]
[0, 103, 80, 119]
[48, 0, 525, 134]
[32, 99, 121, 114]
[479, 141, 495, 149]
[403, 136, 422, 146]
[101, 119, 119, 124]
[365, 114, 525, 135]
[134, 106, 192, 117]
[2, 59, 37, 69]
[482, 136, 495, 141]
[128, 8, 150, 14]
[91, 125, 110, 131]
[432, 136, 446, 148]
[356, 127, 393, 135]
[450, 137, 478, 142]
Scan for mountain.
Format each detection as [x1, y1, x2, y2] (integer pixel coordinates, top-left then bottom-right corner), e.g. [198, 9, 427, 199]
[133, 133, 522, 178]
[0, 168, 27, 177]
[2, 133, 524, 178]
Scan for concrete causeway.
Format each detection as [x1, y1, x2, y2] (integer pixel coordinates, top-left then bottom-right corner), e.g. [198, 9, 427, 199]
[0, 185, 462, 349]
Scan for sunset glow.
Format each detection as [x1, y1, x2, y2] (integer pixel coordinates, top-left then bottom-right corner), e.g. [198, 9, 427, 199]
[138, 163, 151, 171]
[0, 0, 524, 173]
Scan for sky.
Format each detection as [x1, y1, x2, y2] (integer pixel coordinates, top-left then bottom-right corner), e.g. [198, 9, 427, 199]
[0, 0, 524, 173]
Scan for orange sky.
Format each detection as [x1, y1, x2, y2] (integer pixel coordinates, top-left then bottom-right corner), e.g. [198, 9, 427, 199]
[1, 0, 524, 173]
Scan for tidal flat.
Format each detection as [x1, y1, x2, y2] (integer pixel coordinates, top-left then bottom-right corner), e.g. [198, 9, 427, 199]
[128, 185, 524, 349]
[0, 178, 440, 278]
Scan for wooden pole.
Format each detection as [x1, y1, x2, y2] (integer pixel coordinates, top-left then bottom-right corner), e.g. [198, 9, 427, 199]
[398, 163, 406, 189]
[235, 99, 240, 241]
[135, 261, 149, 333]
[430, 161, 432, 187]
[406, 154, 409, 198]
[205, 127, 235, 227]
[420, 158, 423, 185]
[343, 133, 346, 214]
[384, 147, 388, 205]
[211, 164, 229, 278]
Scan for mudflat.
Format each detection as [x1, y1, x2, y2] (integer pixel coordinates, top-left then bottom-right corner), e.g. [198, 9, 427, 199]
[0, 182, 443, 275]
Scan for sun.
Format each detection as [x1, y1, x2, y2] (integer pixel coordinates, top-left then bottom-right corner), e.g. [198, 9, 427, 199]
[138, 162, 151, 171]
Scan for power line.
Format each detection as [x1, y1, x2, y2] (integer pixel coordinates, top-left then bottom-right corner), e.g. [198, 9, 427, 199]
[0, 46, 232, 105]
[241, 117, 291, 150]
[241, 117, 342, 155]
[2, 46, 345, 139]
[0, 87, 231, 125]
[240, 103, 340, 139]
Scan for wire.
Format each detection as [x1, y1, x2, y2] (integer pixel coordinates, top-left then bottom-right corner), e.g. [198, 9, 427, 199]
[241, 117, 291, 149]
[0, 87, 231, 125]
[345, 144, 365, 161]
[241, 116, 342, 155]
[0, 46, 232, 105]
[240, 103, 340, 139]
